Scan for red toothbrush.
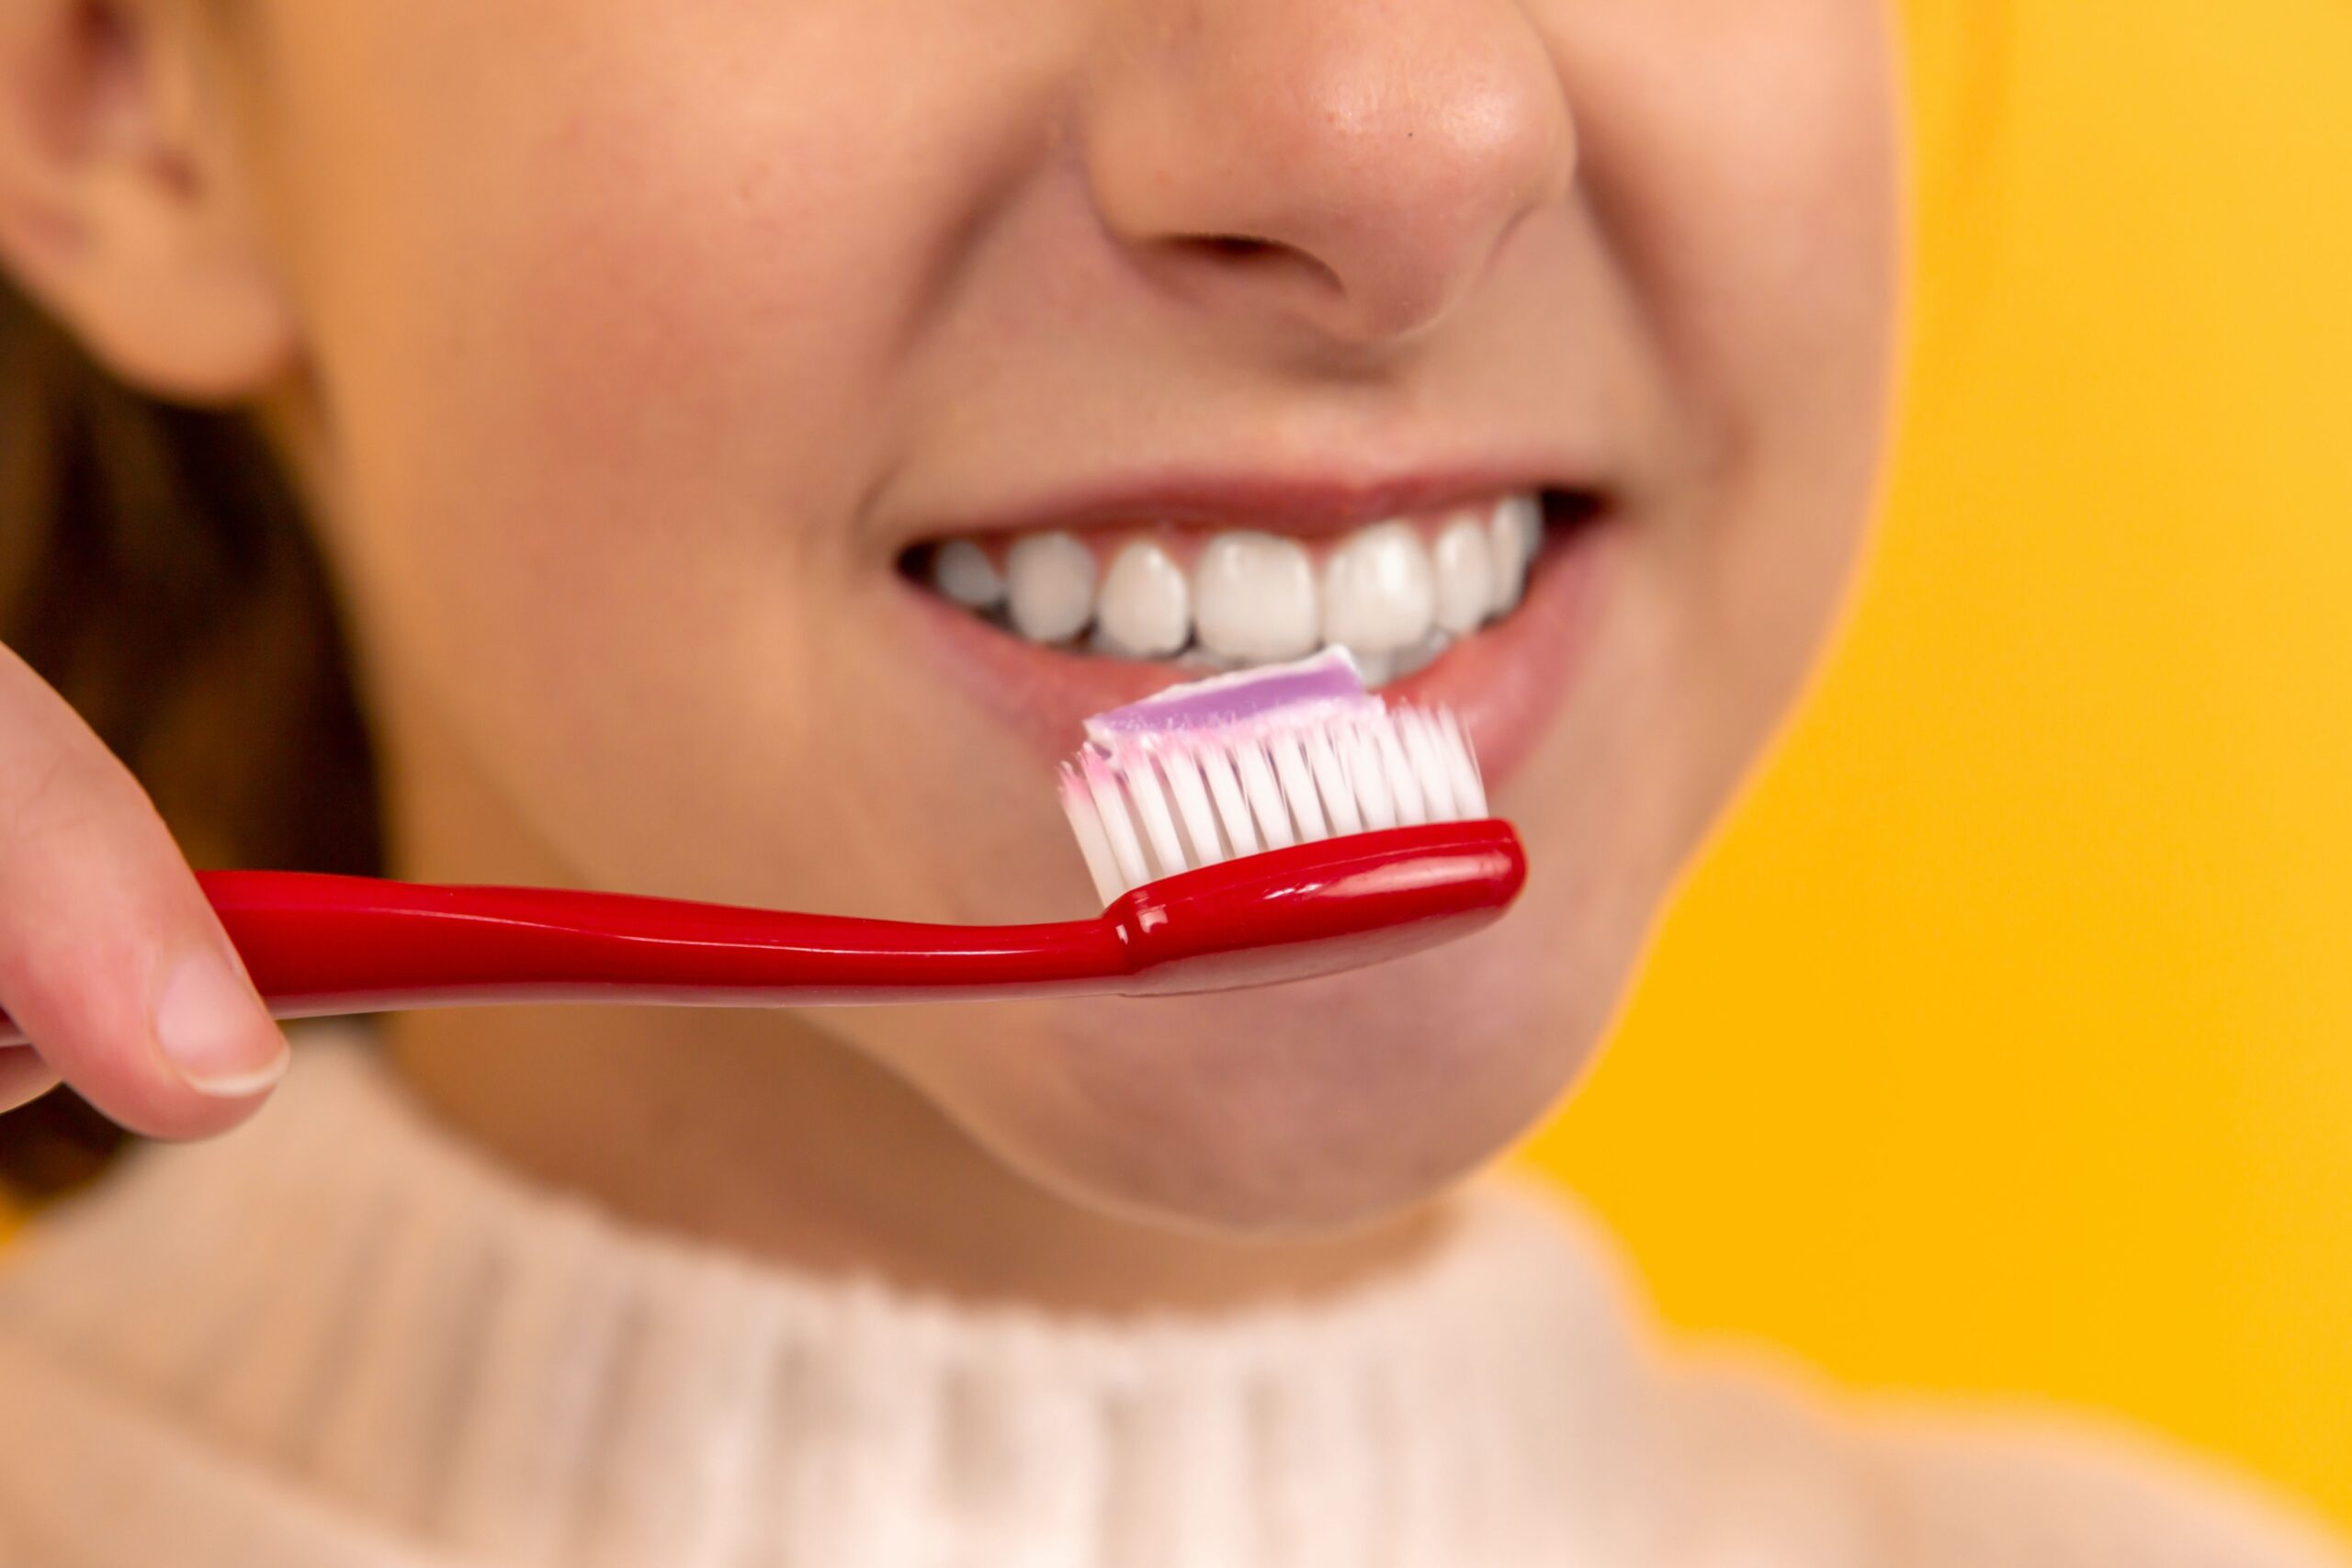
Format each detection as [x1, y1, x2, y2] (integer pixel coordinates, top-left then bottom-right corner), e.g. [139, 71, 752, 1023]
[0, 657, 1524, 1046]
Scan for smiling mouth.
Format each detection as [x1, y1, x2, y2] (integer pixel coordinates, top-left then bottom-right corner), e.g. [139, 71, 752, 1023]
[898, 488, 1599, 689]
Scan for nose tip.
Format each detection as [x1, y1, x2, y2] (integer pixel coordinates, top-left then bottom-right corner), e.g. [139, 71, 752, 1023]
[1083, 4, 1576, 348]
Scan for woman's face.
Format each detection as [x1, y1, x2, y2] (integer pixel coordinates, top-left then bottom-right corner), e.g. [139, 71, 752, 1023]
[226, 0, 1898, 1232]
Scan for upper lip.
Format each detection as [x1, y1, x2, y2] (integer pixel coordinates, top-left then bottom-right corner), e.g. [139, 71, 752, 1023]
[893, 461, 1597, 548]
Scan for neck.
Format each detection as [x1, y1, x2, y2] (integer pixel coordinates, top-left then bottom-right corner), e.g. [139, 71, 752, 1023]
[372, 698, 1443, 1315]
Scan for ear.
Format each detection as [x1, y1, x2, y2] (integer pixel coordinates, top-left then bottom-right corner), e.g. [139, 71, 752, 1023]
[0, 0, 295, 404]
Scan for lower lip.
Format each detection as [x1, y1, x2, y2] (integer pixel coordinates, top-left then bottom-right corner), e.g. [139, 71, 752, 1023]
[898, 511, 1617, 794]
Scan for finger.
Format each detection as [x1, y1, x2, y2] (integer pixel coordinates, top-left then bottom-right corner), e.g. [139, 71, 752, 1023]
[0, 643, 288, 1139]
[0, 1044, 61, 1115]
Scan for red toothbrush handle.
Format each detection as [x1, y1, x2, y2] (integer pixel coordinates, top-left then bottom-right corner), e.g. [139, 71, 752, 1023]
[0, 822, 1524, 1047]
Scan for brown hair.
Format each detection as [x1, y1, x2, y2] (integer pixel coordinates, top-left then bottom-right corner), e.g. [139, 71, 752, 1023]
[0, 275, 381, 1199]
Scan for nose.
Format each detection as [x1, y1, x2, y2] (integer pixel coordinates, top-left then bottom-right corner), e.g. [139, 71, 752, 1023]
[1080, 0, 1575, 350]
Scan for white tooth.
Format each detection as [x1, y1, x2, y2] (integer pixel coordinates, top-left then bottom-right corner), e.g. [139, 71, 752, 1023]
[1389, 631, 1451, 682]
[1488, 495, 1544, 615]
[1095, 541, 1192, 659]
[1193, 532, 1319, 663]
[1320, 522, 1435, 660]
[1006, 532, 1097, 643]
[1352, 632, 1451, 692]
[931, 539, 1006, 610]
[1431, 515, 1496, 634]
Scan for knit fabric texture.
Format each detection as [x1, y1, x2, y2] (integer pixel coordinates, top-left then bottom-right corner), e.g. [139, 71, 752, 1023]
[0, 1032, 2340, 1568]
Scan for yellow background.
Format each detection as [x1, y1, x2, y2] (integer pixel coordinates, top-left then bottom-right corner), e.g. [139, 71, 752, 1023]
[1525, 0, 2352, 1529]
[5, 0, 2346, 1535]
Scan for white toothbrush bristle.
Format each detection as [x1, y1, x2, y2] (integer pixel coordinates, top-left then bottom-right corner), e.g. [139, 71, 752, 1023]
[1125, 755, 1188, 882]
[1270, 733, 1326, 842]
[1235, 741, 1295, 852]
[1197, 743, 1259, 859]
[1159, 746, 1227, 869]
[1305, 727, 1363, 838]
[1348, 725, 1399, 832]
[1374, 721, 1427, 827]
[1059, 700, 1490, 904]
[1083, 755, 1152, 897]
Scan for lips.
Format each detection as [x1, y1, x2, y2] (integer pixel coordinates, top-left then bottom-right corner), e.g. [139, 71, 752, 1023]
[896, 479, 1612, 795]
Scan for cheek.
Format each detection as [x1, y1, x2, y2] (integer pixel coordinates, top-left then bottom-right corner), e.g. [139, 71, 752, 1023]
[264, 5, 1063, 893]
[308, 30, 930, 585]
[1551, 0, 1898, 788]
[1553, 0, 1899, 392]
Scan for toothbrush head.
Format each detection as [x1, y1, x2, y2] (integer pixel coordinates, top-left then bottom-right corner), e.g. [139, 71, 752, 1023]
[1060, 651, 1526, 994]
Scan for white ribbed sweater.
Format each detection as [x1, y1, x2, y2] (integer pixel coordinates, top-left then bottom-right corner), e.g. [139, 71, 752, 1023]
[0, 1034, 2340, 1568]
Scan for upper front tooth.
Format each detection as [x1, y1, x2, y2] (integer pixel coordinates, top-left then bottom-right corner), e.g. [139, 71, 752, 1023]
[1193, 532, 1320, 662]
[1096, 540, 1191, 658]
[931, 540, 1006, 610]
[1320, 522, 1435, 657]
[1006, 532, 1097, 643]
[1488, 495, 1543, 614]
[1387, 630, 1451, 683]
[1431, 515, 1496, 635]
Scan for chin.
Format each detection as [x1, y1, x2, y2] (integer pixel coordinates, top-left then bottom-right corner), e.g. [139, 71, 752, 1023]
[875, 901, 1623, 1238]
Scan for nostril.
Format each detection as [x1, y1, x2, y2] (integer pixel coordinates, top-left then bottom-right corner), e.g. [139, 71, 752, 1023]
[1178, 233, 1348, 305]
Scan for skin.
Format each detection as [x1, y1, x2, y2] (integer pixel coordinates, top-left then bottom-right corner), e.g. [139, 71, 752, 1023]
[0, 0, 1898, 1310]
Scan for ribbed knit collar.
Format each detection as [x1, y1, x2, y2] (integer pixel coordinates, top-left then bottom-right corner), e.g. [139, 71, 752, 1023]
[0, 1031, 1670, 1567]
